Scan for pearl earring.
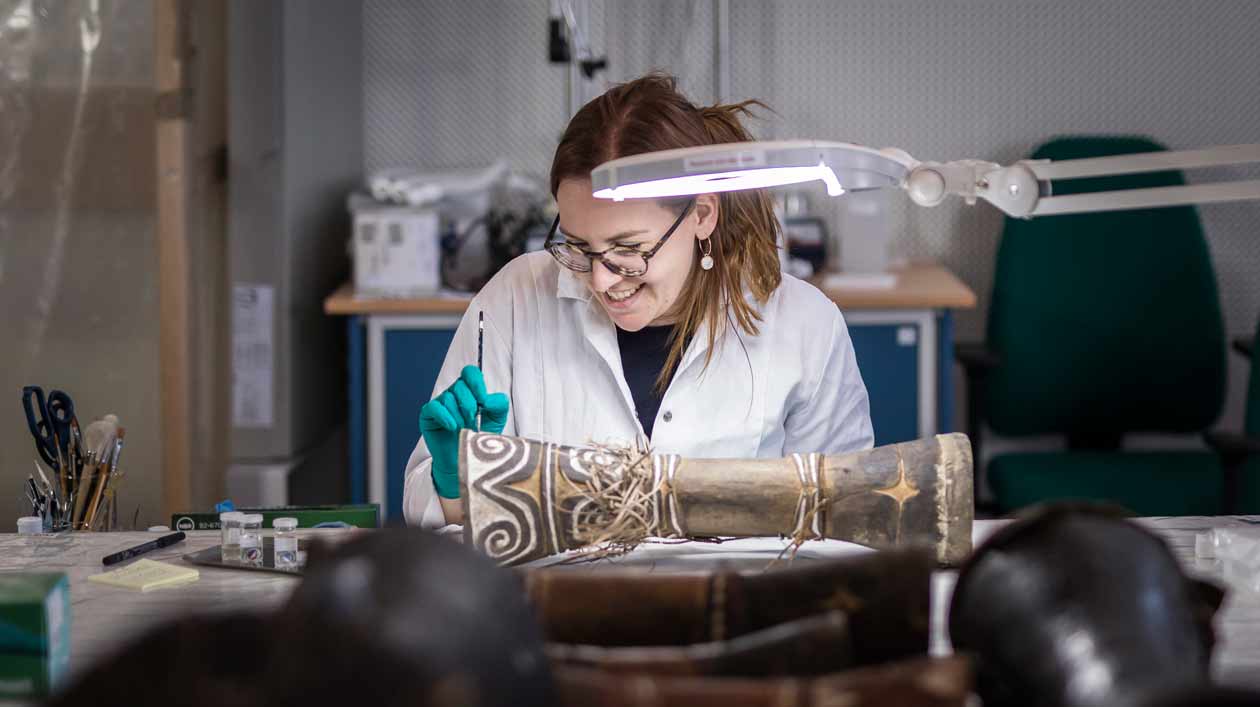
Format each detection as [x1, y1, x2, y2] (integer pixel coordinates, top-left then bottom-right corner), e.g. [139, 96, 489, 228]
[699, 237, 714, 271]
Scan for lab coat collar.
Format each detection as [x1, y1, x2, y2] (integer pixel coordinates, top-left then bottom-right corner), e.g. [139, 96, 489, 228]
[561, 262, 768, 400]
[576, 297, 640, 431]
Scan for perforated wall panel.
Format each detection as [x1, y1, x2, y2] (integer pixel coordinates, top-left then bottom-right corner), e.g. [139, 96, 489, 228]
[364, 0, 1260, 423]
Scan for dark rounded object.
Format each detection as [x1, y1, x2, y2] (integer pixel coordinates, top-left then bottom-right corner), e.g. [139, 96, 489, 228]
[45, 612, 271, 707]
[1136, 685, 1260, 707]
[948, 503, 1224, 707]
[274, 528, 556, 707]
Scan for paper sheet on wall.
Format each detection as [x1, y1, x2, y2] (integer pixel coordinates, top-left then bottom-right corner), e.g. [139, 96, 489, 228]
[232, 284, 274, 428]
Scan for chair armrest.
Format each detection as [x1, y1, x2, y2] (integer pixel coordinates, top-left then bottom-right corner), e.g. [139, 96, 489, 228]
[1204, 430, 1260, 458]
[1233, 336, 1254, 360]
[955, 342, 1001, 373]
[1204, 430, 1260, 515]
[955, 342, 1001, 512]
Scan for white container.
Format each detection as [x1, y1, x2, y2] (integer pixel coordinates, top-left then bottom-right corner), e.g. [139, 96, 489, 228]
[220, 512, 245, 562]
[273, 517, 299, 570]
[350, 195, 442, 297]
[240, 513, 264, 566]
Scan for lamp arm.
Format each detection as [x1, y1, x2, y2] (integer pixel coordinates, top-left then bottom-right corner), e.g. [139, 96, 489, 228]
[902, 143, 1260, 218]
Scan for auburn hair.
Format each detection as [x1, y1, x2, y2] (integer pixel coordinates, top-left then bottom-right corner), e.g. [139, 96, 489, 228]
[549, 73, 783, 391]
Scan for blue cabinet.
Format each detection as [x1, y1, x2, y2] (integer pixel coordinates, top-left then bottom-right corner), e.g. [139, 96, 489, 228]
[383, 327, 458, 519]
[849, 322, 921, 446]
[350, 314, 461, 519]
[350, 309, 956, 520]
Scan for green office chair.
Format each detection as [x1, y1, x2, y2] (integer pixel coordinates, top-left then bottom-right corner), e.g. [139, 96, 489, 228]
[958, 136, 1228, 516]
[1205, 323, 1260, 513]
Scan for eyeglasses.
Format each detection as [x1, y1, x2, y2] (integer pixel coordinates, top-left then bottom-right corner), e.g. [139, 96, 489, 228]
[545, 199, 695, 277]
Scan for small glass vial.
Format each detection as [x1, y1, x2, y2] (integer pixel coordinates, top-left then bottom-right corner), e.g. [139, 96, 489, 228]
[273, 517, 299, 570]
[240, 513, 264, 566]
[220, 512, 244, 562]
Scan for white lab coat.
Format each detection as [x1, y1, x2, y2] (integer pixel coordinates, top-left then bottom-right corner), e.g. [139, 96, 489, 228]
[403, 251, 874, 528]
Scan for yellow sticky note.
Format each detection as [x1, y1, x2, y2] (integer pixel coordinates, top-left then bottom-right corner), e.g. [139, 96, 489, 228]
[87, 559, 200, 592]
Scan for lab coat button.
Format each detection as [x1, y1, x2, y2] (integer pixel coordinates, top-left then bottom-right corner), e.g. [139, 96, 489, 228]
[663, 411, 673, 422]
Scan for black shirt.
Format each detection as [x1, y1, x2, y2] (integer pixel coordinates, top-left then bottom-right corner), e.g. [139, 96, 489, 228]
[616, 325, 674, 439]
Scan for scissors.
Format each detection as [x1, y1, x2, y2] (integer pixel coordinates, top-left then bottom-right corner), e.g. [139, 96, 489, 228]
[21, 386, 77, 473]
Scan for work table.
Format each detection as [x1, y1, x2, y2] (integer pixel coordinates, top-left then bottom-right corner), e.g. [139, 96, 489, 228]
[0, 529, 355, 688]
[3, 516, 1260, 692]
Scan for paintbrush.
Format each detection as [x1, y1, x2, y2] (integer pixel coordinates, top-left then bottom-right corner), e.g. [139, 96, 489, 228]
[73, 420, 114, 529]
[477, 310, 484, 429]
[33, 461, 56, 504]
[87, 427, 124, 531]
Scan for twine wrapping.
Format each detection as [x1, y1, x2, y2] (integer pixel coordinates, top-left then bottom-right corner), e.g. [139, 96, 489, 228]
[556, 442, 663, 563]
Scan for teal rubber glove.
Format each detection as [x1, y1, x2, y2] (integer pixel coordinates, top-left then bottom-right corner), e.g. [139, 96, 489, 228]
[419, 365, 510, 499]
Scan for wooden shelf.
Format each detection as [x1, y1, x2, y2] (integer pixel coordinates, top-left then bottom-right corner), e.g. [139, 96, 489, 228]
[323, 285, 474, 315]
[813, 263, 977, 310]
[324, 263, 977, 316]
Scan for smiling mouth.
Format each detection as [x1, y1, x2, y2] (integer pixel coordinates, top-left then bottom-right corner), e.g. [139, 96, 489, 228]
[605, 284, 642, 303]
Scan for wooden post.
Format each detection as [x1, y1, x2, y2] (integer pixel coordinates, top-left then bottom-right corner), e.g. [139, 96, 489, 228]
[154, 0, 228, 519]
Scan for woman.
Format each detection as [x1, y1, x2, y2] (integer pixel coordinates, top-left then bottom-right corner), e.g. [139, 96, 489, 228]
[404, 74, 872, 528]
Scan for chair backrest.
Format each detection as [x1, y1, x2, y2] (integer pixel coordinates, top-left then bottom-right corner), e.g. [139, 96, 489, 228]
[984, 136, 1226, 440]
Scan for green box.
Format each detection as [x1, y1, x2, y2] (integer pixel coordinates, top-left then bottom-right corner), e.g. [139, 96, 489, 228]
[0, 573, 70, 699]
[171, 504, 380, 531]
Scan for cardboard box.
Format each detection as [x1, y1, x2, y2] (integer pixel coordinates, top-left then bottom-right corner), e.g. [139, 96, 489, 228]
[0, 573, 70, 699]
[171, 504, 379, 531]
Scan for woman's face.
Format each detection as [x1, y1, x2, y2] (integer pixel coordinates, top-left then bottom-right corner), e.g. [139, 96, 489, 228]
[555, 179, 717, 331]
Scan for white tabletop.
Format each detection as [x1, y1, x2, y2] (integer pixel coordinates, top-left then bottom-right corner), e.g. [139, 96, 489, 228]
[0, 528, 356, 685]
[2, 517, 1259, 691]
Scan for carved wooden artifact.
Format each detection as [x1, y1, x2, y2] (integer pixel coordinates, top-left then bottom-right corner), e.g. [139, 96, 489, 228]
[555, 655, 973, 707]
[525, 548, 934, 667]
[547, 611, 854, 678]
[460, 431, 974, 566]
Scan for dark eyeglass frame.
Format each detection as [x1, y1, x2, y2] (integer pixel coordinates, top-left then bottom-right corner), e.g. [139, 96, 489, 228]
[544, 199, 696, 277]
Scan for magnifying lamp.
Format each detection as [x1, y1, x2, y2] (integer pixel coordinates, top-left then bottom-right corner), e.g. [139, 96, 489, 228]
[591, 139, 1260, 218]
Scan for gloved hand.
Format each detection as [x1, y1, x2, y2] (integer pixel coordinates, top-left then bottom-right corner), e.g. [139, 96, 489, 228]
[419, 365, 510, 499]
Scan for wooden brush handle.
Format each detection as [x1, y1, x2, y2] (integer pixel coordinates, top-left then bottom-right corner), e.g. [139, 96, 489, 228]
[71, 463, 98, 529]
[84, 462, 111, 531]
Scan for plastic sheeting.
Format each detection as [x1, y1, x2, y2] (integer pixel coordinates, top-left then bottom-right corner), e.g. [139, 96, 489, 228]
[0, 0, 162, 529]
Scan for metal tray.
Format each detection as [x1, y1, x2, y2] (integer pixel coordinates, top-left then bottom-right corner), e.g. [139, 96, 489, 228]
[183, 536, 309, 576]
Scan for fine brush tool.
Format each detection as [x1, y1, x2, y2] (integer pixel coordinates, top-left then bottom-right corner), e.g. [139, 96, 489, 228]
[33, 461, 57, 507]
[35, 461, 63, 529]
[25, 477, 42, 516]
[85, 417, 120, 530]
[70, 418, 84, 475]
[477, 310, 484, 430]
[74, 420, 114, 529]
[96, 427, 127, 531]
[88, 426, 125, 531]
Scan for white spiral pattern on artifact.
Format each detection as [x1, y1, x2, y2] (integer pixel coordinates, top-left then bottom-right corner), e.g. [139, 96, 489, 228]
[467, 433, 541, 564]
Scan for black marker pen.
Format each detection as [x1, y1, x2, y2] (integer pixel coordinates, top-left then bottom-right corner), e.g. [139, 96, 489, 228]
[102, 531, 186, 566]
